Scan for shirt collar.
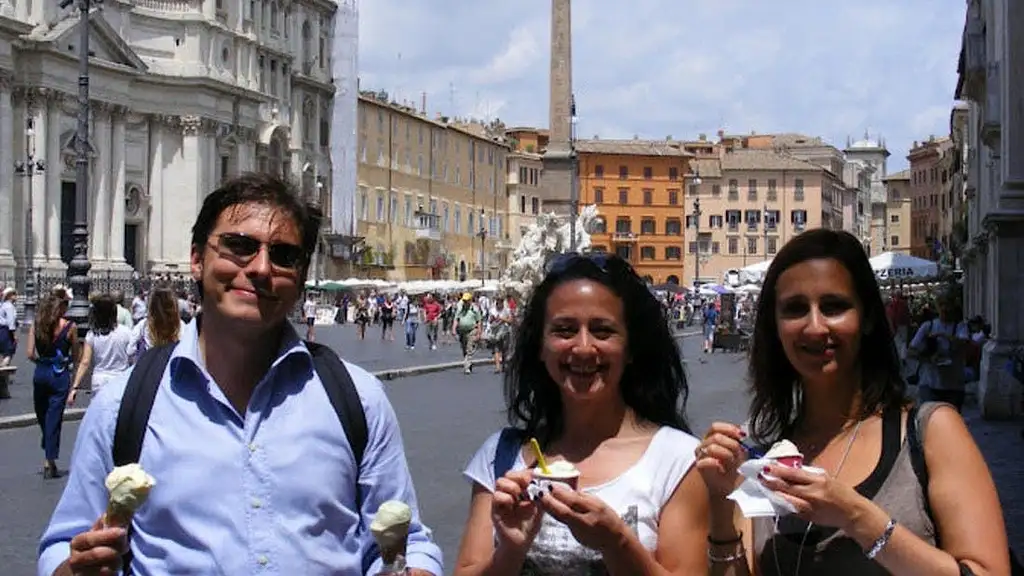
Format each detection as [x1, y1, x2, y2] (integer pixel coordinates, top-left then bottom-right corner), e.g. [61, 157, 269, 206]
[169, 316, 313, 384]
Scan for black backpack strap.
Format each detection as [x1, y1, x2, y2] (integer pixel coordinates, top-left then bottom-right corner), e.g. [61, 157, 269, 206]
[110, 342, 177, 576]
[112, 343, 178, 466]
[493, 427, 522, 483]
[307, 341, 368, 467]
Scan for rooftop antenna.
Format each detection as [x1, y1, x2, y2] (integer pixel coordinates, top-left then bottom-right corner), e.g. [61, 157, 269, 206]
[449, 82, 455, 116]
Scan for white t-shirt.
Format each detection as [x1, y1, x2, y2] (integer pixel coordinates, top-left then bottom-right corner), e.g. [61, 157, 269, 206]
[85, 325, 134, 392]
[130, 319, 188, 352]
[462, 426, 698, 575]
[303, 300, 317, 319]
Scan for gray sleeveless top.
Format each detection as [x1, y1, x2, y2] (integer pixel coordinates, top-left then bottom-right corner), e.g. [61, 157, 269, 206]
[752, 405, 939, 575]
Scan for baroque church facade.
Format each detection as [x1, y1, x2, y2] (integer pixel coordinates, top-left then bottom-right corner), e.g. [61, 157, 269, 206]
[0, 0, 336, 283]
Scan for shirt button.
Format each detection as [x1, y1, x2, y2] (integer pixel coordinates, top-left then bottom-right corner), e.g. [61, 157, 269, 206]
[251, 498, 262, 509]
[248, 443, 258, 452]
[257, 555, 269, 566]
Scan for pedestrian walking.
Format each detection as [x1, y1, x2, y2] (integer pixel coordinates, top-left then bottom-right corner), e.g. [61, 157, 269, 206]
[454, 293, 482, 374]
[405, 296, 421, 349]
[68, 294, 133, 404]
[0, 287, 18, 366]
[25, 290, 77, 479]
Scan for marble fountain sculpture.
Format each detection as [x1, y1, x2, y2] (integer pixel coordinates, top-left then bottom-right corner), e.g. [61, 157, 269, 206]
[500, 204, 601, 298]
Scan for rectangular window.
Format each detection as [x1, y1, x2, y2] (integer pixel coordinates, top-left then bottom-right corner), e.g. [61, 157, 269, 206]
[618, 188, 628, 204]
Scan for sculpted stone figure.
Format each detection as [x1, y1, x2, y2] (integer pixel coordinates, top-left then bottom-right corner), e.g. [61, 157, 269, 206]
[500, 205, 600, 298]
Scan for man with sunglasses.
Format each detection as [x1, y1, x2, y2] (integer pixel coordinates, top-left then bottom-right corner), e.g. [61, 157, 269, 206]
[38, 173, 442, 576]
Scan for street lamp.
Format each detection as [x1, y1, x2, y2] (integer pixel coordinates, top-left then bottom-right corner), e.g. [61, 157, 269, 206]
[762, 203, 770, 262]
[569, 94, 579, 251]
[311, 179, 324, 283]
[60, 0, 100, 339]
[14, 118, 46, 326]
[689, 170, 702, 288]
[477, 208, 487, 287]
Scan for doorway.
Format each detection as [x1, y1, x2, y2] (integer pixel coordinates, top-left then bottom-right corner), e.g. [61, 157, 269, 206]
[124, 224, 139, 271]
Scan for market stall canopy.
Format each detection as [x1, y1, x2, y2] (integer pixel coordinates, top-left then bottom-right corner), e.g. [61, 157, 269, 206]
[699, 283, 734, 296]
[738, 260, 773, 284]
[869, 252, 939, 280]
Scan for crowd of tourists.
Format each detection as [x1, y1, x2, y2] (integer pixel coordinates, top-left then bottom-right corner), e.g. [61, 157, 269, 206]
[304, 289, 520, 374]
[9, 172, 1015, 575]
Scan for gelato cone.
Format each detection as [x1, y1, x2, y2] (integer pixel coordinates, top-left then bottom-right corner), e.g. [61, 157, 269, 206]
[371, 500, 412, 568]
[102, 463, 156, 528]
[764, 439, 804, 468]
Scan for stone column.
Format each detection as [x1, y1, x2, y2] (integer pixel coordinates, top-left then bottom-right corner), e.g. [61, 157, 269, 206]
[109, 106, 127, 266]
[0, 71, 14, 267]
[89, 104, 111, 263]
[147, 116, 165, 269]
[44, 92, 63, 267]
[976, 219, 1024, 420]
[28, 91, 47, 264]
[168, 115, 201, 266]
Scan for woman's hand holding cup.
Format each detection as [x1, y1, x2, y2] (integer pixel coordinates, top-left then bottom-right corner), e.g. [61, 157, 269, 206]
[491, 470, 543, 551]
[694, 422, 750, 500]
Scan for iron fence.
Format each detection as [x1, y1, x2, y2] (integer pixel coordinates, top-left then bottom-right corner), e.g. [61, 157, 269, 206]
[0, 269, 196, 305]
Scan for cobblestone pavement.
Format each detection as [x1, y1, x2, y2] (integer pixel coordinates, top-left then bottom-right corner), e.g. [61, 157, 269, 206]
[0, 322, 469, 418]
[2, 336, 1018, 575]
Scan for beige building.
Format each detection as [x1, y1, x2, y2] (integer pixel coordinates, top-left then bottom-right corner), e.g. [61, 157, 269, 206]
[685, 147, 835, 285]
[504, 145, 544, 258]
[878, 170, 913, 255]
[350, 92, 510, 281]
[907, 136, 955, 259]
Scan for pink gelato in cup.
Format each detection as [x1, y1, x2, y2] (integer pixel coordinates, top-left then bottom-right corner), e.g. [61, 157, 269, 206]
[764, 439, 804, 468]
[533, 461, 580, 489]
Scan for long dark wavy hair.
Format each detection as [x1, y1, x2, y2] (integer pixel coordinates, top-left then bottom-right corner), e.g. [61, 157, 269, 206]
[505, 253, 690, 446]
[747, 229, 907, 442]
[90, 294, 118, 335]
[34, 293, 69, 356]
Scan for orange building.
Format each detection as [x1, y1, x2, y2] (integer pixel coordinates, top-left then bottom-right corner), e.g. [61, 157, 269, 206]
[577, 139, 693, 284]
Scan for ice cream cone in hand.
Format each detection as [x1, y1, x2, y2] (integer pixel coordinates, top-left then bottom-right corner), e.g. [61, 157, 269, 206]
[371, 500, 412, 568]
[102, 463, 156, 528]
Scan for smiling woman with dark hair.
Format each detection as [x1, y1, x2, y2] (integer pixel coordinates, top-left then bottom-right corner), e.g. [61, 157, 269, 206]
[454, 252, 708, 576]
[694, 229, 1009, 576]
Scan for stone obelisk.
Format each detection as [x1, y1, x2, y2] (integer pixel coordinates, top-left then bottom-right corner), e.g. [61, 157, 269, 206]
[540, 0, 574, 214]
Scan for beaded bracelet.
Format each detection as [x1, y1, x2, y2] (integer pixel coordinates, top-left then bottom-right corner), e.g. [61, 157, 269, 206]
[708, 548, 746, 563]
[866, 518, 897, 560]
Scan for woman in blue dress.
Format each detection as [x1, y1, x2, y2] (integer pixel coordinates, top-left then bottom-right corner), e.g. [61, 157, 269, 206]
[25, 291, 79, 479]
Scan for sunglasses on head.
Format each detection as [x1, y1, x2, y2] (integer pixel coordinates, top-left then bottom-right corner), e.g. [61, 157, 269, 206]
[545, 251, 617, 276]
[209, 232, 306, 270]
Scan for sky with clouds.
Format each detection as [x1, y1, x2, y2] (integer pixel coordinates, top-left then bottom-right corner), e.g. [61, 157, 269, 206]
[357, 1, 965, 171]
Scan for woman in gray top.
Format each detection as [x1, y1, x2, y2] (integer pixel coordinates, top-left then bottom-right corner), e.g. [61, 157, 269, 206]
[694, 229, 1009, 576]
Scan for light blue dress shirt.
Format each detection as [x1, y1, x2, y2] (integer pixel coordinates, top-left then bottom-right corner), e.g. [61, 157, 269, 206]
[38, 320, 443, 576]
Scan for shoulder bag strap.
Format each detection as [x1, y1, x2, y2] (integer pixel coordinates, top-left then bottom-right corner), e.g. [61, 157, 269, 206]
[307, 342, 368, 467]
[493, 427, 522, 482]
[111, 342, 177, 576]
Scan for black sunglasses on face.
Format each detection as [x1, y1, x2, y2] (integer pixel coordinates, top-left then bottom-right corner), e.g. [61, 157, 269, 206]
[209, 232, 306, 270]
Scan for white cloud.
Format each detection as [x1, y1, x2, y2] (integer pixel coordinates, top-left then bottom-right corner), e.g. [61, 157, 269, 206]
[357, 0, 965, 170]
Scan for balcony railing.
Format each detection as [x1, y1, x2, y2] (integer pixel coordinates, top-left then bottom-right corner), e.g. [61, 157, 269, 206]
[613, 231, 637, 242]
[415, 227, 441, 241]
